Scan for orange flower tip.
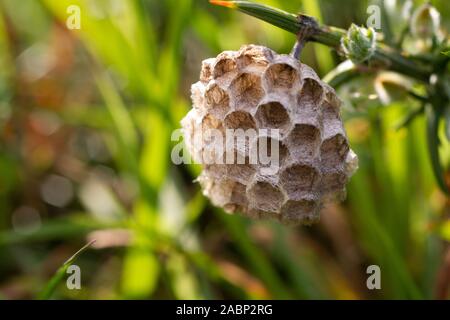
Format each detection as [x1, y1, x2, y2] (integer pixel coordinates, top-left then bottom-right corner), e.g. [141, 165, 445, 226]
[209, 0, 237, 9]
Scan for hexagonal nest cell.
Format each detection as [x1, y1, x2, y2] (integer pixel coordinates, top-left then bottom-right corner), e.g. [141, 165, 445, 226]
[182, 44, 358, 225]
[321, 169, 347, 195]
[200, 58, 214, 83]
[252, 135, 289, 171]
[230, 73, 264, 110]
[205, 83, 230, 119]
[213, 52, 237, 78]
[280, 163, 320, 197]
[201, 113, 223, 131]
[264, 62, 299, 90]
[224, 110, 256, 130]
[247, 176, 284, 213]
[286, 123, 321, 160]
[280, 198, 319, 225]
[226, 162, 256, 185]
[255, 101, 292, 135]
[299, 78, 324, 104]
[320, 134, 349, 170]
[237, 44, 273, 68]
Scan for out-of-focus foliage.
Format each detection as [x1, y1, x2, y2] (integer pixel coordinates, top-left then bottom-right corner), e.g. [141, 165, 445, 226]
[0, 0, 448, 300]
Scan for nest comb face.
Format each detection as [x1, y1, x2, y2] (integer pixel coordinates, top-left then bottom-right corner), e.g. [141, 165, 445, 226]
[181, 45, 358, 225]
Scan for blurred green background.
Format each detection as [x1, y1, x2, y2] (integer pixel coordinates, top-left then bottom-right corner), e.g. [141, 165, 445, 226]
[0, 0, 449, 300]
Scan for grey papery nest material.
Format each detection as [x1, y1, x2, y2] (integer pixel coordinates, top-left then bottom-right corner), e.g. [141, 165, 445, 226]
[182, 45, 358, 225]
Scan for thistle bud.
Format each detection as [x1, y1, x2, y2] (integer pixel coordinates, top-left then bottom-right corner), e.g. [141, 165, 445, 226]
[341, 24, 376, 64]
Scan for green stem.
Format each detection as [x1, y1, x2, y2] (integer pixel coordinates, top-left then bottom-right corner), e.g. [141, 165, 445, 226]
[426, 104, 449, 195]
[211, 0, 431, 82]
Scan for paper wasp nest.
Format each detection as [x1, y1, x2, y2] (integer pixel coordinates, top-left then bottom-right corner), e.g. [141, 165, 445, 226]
[182, 45, 358, 225]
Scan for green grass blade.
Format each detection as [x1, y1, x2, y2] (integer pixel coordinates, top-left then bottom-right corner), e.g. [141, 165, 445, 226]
[38, 240, 96, 300]
[217, 211, 292, 299]
[426, 105, 449, 194]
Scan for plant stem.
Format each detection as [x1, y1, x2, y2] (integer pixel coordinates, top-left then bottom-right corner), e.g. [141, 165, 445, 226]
[211, 0, 432, 82]
[290, 15, 318, 60]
